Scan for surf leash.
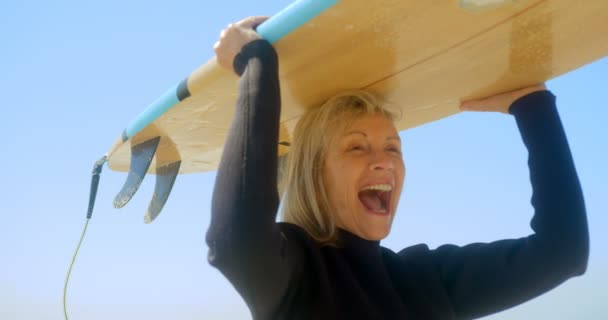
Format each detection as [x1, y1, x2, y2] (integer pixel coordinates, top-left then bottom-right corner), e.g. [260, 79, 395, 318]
[63, 155, 107, 320]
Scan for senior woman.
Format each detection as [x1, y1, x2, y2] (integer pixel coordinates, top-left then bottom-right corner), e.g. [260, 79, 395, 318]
[206, 17, 589, 319]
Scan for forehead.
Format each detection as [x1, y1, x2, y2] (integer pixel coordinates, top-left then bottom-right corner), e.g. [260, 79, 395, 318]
[342, 114, 398, 137]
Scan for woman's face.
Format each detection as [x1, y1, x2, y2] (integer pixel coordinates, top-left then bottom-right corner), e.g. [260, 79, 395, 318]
[322, 114, 405, 241]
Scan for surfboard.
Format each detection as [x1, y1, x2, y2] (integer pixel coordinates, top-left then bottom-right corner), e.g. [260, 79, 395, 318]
[106, 0, 608, 222]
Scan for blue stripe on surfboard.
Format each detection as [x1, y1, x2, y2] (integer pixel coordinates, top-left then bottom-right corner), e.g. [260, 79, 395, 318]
[257, 0, 339, 44]
[121, 0, 338, 141]
[124, 83, 180, 140]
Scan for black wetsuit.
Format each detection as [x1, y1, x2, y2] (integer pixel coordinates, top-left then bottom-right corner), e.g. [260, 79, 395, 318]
[206, 39, 589, 320]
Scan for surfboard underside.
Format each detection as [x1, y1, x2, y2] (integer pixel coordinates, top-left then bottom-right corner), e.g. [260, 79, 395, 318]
[105, 0, 608, 221]
[108, 0, 608, 174]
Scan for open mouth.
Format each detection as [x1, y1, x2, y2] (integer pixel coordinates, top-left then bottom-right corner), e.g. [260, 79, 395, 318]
[358, 184, 392, 215]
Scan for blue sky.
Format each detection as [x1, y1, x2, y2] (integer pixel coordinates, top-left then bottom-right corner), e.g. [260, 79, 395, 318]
[1, 1, 606, 319]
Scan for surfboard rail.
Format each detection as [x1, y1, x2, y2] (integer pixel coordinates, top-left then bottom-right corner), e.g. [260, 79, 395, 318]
[105, 0, 608, 222]
[107, 0, 339, 222]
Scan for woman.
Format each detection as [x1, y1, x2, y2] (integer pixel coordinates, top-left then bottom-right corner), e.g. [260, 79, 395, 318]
[206, 17, 589, 319]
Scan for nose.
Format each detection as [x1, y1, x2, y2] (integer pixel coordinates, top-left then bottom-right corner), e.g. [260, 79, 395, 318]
[369, 152, 395, 171]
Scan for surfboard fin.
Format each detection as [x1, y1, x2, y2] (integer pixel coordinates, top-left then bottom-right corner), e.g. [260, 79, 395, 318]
[113, 137, 161, 209]
[144, 160, 181, 224]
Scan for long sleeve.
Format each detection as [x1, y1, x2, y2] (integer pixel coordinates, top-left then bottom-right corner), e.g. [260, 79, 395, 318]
[428, 91, 589, 319]
[205, 40, 297, 318]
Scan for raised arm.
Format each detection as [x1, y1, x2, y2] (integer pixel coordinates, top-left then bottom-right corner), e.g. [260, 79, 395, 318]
[430, 90, 589, 319]
[205, 19, 297, 318]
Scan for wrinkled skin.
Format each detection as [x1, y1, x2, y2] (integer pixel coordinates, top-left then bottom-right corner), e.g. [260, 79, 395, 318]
[322, 114, 405, 241]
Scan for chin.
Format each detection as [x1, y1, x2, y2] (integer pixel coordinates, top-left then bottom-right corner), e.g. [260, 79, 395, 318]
[364, 227, 391, 241]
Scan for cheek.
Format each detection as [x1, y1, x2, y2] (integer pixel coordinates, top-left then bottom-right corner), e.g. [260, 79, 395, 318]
[323, 158, 356, 208]
[322, 161, 341, 203]
[327, 164, 346, 194]
[395, 161, 406, 195]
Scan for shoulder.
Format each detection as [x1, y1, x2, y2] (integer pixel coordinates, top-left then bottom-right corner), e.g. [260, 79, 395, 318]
[382, 243, 473, 277]
[381, 243, 432, 259]
[277, 222, 314, 243]
[381, 243, 434, 268]
[381, 244, 457, 317]
[276, 222, 320, 260]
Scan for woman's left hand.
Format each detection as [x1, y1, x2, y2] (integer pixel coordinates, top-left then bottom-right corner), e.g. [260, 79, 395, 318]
[460, 84, 547, 114]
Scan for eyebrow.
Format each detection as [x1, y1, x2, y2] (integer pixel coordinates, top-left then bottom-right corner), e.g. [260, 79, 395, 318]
[344, 131, 401, 142]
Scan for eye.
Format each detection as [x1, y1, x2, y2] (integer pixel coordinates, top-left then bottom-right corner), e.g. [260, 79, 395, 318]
[348, 144, 364, 151]
[386, 145, 402, 155]
[346, 141, 370, 153]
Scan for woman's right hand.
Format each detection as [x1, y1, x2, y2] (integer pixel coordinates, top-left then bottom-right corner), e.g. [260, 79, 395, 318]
[214, 16, 269, 73]
[459, 84, 547, 114]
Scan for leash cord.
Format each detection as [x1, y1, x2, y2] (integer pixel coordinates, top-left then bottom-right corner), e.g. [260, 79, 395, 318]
[63, 155, 107, 320]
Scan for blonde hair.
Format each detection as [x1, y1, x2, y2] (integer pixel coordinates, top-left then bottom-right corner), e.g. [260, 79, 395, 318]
[280, 90, 399, 246]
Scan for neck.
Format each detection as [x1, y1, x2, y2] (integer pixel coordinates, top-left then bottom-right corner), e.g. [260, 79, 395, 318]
[337, 228, 381, 249]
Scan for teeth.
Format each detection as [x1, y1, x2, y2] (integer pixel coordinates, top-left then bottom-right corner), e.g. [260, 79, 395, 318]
[360, 184, 392, 192]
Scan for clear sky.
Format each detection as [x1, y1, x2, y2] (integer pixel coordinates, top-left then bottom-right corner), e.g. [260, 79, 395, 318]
[1, 1, 606, 319]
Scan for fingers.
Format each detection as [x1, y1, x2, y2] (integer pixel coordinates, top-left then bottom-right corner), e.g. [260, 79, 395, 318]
[459, 98, 494, 112]
[236, 16, 270, 29]
[458, 100, 473, 111]
[216, 16, 265, 43]
[529, 84, 547, 91]
[459, 84, 548, 113]
[218, 15, 266, 40]
[213, 16, 270, 73]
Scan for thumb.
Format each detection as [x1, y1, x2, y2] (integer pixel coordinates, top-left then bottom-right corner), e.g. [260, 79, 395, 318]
[459, 99, 481, 111]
